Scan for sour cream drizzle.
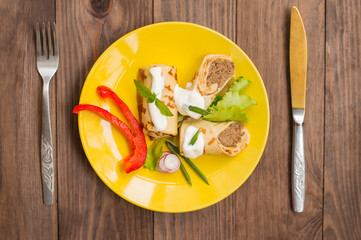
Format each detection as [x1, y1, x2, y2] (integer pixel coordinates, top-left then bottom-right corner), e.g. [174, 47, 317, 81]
[149, 67, 167, 131]
[182, 126, 204, 159]
[174, 84, 205, 119]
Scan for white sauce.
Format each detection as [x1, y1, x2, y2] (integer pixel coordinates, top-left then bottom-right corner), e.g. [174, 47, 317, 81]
[182, 126, 204, 159]
[174, 84, 205, 119]
[149, 67, 167, 131]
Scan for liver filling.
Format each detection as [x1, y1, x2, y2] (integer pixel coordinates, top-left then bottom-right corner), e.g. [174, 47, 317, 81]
[217, 122, 245, 147]
[206, 59, 235, 87]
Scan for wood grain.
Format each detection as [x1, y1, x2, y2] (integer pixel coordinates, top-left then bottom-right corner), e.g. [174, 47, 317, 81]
[153, 0, 236, 239]
[56, 0, 153, 239]
[0, 0, 58, 239]
[154, 0, 236, 41]
[324, 0, 361, 239]
[1, 0, 361, 239]
[235, 0, 325, 239]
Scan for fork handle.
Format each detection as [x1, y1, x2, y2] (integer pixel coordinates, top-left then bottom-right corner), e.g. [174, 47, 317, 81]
[41, 82, 54, 205]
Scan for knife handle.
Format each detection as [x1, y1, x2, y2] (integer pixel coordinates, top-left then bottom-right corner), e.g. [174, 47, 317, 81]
[292, 121, 305, 212]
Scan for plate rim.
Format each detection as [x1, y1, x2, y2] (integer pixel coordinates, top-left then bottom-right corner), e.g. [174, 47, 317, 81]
[78, 21, 270, 213]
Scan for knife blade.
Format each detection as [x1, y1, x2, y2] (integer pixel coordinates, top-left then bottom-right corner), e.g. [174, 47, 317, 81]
[290, 6, 307, 213]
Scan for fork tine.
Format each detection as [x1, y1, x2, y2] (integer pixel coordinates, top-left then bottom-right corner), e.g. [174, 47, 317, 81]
[46, 22, 53, 56]
[36, 23, 42, 56]
[41, 22, 48, 58]
[52, 22, 59, 56]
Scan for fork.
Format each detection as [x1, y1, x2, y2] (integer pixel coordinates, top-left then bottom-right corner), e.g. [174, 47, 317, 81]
[36, 22, 59, 205]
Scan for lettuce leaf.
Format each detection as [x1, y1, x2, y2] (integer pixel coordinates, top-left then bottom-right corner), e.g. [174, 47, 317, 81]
[144, 138, 166, 171]
[214, 92, 256, 110]
[203, 76, 256, 122]
[203, 106, 249, 122]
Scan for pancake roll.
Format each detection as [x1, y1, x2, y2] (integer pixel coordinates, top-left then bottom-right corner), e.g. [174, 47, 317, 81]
[179, 118, 250, 157]
[187, 54, 235, 109]
[137, 64, 178, 139]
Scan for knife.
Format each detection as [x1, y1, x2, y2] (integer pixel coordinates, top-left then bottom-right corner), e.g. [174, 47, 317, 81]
[290, 6, 307, 213]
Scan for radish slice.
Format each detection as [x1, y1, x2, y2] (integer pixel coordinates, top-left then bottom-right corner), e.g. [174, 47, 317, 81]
[157, 152, 172, 173]
[157, 155, 168, 173]
[157, 152, 180, 173]
[161, 151, 172, 158]
[164, 155, 181, 173]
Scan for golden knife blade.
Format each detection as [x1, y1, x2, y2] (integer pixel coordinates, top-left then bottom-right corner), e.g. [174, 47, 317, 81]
[290, 6, 307, 109]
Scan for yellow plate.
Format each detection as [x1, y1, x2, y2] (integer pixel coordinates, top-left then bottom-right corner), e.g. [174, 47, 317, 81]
[78, 22, 269, 212]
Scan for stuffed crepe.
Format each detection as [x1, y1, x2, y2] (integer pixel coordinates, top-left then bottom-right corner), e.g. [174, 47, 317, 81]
[137, 64, 178, 139]
[179, 118, 250, 157]
[187, 54, 235, 109]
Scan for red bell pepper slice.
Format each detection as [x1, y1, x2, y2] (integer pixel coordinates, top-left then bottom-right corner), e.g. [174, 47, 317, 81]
[96, 86, 147, 173]
[97, 86, 143, 136]
[73, 104, 141, 170]
[73, 104, 135, 146]
[73, 86, 148, 173]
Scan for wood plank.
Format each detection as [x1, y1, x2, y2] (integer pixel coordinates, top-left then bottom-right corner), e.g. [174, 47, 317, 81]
[0, 1, 58, 239]
[235, 1, 325, 239]
[154, 0, 236, 40]
[324, 0, 361, 239]
[153, 1, 236, 239]
[56, 0, 153, 239]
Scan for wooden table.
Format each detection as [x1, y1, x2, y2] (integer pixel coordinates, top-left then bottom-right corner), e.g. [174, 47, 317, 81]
[1, 0, 360, 239]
